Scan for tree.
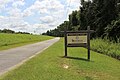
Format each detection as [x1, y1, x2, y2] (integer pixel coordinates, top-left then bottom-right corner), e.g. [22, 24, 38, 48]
[2, 29, 15, 33]
[80, 0, 118, 37]
[69, 10, 80, 31]
[104, 19, 120, 42]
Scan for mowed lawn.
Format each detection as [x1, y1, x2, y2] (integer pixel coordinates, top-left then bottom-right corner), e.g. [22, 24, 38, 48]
[0, 33, 53, 50]
[0, 39, 120, 80]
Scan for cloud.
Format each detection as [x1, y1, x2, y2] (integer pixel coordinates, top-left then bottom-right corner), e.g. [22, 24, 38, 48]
[1, 15, 36, 33]
[24, 0, 64, 15]
[12, 0, 25, 8]
[0, 0, 13, 11]
[67, 0, 80, 4]
[30, 23, 51, 34]
[0, 0, 80, 33]
[22, 0, 66, 32]
[0, 15, 28, 32]
[23, 8, 34, 17]
[7, 8, 23, 17]
[40, 16, 54, 23]
[0, 0, 25, 10]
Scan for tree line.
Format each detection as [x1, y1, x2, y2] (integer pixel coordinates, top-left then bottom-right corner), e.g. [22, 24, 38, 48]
[42, 0, 120, 42]
[0, 29, 30, 34]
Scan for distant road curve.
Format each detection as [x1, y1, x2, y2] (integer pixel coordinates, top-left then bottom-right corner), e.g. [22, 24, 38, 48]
[0, 37, 60, 76]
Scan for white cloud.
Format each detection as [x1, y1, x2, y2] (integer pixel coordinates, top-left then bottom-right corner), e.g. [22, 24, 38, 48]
[12, 0, 25, 8]
[0, 0, 13, 10]
[23, 9, 34, 17]
[24, 0, 64, 14]
[30, 23, 51, 34]
[8, 8, 22, 17]
[22, 0, 66, 33]
[0, 16, 21, 26]
[49, 0, 64, 10]
[0, 0, 25, 9]
[0, 15, 29, 32]
[39, 8, 48, 14]
[40, 16, 54, 23]
[0, 16, 5, 19]
[0, 0, 80, 33]
[67, 0, 80, 4]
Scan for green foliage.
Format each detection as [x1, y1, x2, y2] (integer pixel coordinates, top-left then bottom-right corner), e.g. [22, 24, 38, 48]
[0, 29, 15, 34]
[80, 0, 94, 30]
[69, 10, 80, 30]
[0, 39, 120, 80]
[104, 19, 120, 42]
[80, 0, 118, 37]
[91, 38, 120, 60]
[0, 33, 53, 50]
[0, 29, 31, 34]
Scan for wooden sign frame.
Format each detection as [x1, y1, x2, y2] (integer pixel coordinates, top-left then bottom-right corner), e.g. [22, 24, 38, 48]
[64, 26, 94, 60]
[67, 33, 87, 47]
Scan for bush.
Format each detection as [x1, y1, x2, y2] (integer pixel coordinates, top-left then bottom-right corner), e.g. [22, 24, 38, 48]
[91, 38, 120, 60]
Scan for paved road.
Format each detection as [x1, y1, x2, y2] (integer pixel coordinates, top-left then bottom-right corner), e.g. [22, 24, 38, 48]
[0, 37, 60, 76]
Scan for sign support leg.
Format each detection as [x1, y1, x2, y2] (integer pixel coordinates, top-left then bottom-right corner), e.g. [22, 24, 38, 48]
[87, 26, 90, 60]
[64, 28, 67, 57]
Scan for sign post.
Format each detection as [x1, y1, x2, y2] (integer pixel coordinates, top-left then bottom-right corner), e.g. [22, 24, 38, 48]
[64, 26, 67, 57]
[87, 26, 90, 60]
[63, 26, 94, 60]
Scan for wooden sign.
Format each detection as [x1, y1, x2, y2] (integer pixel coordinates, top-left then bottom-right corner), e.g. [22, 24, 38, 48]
[63, 26, 94, 61]
[67, 33, 87, 44]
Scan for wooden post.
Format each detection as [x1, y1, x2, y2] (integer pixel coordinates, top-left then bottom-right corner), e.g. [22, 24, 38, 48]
[64, 27, 67, 57]
[87, 26, 90, 60]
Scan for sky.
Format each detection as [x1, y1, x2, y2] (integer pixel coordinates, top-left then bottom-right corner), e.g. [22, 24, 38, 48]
[0, 0, 80, 34]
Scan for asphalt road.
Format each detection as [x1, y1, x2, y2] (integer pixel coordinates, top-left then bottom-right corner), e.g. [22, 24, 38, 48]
[0, 37, 60, 76]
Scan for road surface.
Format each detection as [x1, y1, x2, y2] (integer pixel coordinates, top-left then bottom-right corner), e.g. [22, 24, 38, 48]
[0, 37, 60, 76]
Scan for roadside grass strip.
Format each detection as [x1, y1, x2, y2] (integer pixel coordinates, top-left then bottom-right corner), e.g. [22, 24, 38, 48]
[0, 39, 120, 80]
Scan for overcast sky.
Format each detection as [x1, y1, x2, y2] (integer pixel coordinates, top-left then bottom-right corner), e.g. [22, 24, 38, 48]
[0, 0, 80, 34]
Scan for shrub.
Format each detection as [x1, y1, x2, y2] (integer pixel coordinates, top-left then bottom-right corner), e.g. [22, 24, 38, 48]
[91, 38, 120, 60]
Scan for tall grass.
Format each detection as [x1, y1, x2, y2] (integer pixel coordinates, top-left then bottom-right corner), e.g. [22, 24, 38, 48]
[91, 38, 120, 60]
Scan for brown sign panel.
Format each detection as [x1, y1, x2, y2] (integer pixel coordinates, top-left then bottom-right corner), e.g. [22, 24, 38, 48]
[67, 33, 87, 47]
[67, 33, 87, 44]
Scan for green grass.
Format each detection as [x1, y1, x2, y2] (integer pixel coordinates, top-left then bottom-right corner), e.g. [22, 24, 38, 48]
[0, 38, 120, 80]
[91, 38, 120, 60]
[0, 39, 120, 80]
[0, 33, 53, 50]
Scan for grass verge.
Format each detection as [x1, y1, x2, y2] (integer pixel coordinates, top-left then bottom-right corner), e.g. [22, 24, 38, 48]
[0, 33, 53, 50]
[0, 38, 120, 80]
